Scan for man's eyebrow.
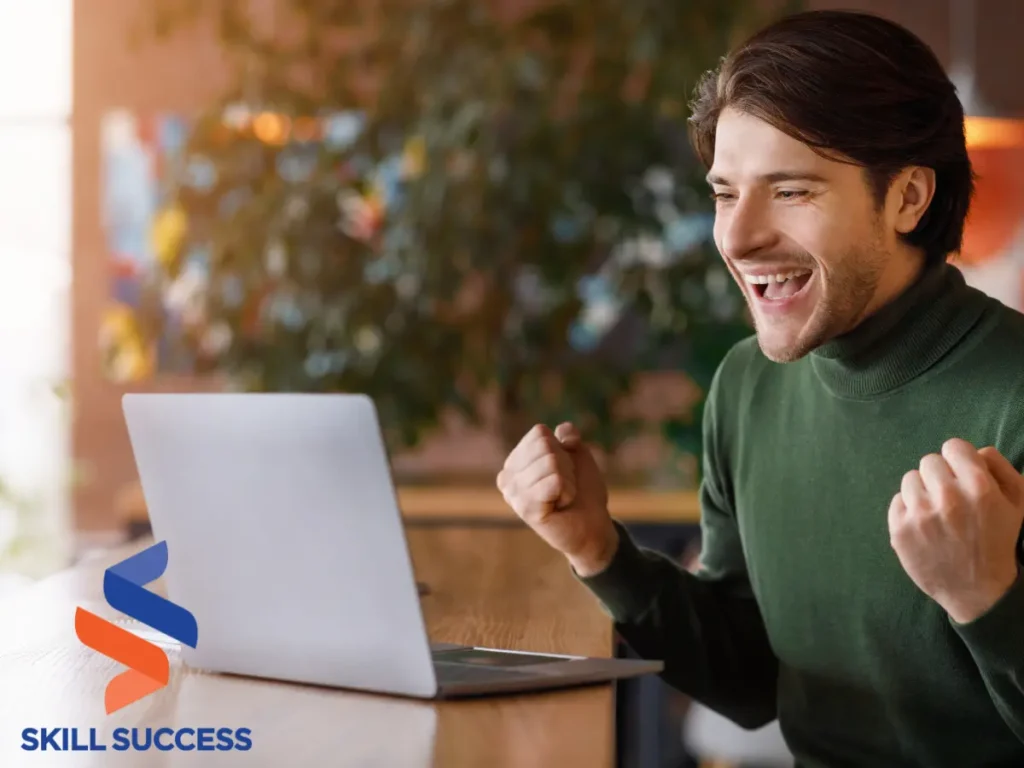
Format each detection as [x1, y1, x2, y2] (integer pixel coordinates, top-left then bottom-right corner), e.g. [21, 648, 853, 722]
[705, 171, 829, 185]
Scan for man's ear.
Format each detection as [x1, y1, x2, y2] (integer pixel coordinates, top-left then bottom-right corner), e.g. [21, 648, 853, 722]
[892, 166, 936, 234]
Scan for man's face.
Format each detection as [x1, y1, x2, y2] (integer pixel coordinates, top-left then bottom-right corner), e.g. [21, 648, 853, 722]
[708, 107, 898, 363]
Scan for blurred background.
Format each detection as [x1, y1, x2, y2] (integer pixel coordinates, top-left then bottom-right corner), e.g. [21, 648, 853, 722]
[2, 1, 1024, 765]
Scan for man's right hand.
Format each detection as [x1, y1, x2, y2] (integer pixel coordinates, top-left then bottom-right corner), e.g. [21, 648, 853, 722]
[496, 422, 619, 577]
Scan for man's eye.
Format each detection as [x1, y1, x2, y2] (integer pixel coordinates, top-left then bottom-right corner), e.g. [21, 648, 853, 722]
[710, 191, 735, 202]
[777, 189, 807, 200]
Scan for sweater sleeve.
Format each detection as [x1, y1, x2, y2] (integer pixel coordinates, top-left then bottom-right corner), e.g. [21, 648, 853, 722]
[576, 371, 779, 730]
[950, 538, 1024, 744]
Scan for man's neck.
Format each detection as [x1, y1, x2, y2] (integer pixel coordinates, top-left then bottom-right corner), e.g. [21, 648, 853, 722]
[810, 256, 989, 398]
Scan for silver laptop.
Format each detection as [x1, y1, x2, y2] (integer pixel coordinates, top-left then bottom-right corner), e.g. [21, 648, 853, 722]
[121, 392, 663, 698]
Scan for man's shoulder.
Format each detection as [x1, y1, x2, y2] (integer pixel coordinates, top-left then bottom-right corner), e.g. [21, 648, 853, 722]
[958, 296, 1024, 384]
[960, 297, 1024, 468]
[982, 297, 1024, 349]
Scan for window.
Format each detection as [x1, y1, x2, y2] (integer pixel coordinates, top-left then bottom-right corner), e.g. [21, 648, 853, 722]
[0, 0, 73, 581]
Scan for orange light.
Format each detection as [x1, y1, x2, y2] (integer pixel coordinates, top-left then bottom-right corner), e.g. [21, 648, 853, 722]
[960, 142, 1024, 265]
[253, 112, 290, 145]
[965, 116, 1024, 149]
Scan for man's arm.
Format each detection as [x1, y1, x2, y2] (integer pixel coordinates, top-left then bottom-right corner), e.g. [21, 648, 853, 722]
[889, 438, 1024, 743]
[577, 375, 779, 730]
[949, 536, 1024, 743]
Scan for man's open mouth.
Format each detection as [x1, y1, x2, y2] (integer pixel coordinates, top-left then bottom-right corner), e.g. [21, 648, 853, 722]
[744, 269, 813, 301]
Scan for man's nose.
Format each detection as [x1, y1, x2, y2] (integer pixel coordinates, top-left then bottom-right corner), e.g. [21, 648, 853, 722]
[718, 196, 776, 260]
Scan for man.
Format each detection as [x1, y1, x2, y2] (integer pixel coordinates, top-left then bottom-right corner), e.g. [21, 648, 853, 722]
[496, 10, 1024, 768]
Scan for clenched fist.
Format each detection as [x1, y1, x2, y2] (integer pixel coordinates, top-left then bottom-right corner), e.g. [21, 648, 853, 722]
[496, 422, 619, 576]
[889, 438, 1024, 624]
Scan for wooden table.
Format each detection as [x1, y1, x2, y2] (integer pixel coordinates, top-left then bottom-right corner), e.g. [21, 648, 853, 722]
[0, 528, 620, 767]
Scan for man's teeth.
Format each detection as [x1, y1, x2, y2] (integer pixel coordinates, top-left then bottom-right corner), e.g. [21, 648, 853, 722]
[742, 270, 811, 285]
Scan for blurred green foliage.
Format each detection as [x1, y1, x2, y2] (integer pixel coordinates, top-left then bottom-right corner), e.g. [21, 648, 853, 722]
[140, 0, 795, 479]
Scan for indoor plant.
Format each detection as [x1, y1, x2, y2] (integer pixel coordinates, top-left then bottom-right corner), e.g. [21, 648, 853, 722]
[126, 0, 792, 482]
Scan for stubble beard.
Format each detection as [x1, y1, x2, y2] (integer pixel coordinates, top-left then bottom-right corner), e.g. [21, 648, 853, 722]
[752, 241, 889, 364]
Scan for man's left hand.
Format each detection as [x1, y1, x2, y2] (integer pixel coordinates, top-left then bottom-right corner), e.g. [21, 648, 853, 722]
[889, 438, 1024, 624]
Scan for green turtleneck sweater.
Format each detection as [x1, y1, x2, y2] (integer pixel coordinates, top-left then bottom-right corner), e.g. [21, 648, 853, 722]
[581, 262, 1024, 767]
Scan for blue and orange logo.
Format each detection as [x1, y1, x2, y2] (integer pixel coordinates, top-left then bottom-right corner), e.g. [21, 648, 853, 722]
[74, 541, 198, 713]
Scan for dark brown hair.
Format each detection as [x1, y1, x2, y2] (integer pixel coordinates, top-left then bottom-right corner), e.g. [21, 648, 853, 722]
[688, 10, 974, 265]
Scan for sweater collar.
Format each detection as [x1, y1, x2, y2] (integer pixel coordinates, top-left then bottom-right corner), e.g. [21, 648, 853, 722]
[809, 261, 990, 398]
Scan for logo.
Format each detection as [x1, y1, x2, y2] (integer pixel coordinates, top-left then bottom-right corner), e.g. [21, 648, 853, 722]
[19, 543, 250, 754]
[74, 541, 198, 713]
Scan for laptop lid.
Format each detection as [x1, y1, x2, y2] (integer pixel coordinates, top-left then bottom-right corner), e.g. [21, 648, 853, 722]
[122, 392, 439, 698]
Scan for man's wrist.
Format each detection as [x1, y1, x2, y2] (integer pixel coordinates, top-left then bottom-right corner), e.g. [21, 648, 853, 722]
[945, 567, 1021, 625]
[567, 523, 620, 578]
